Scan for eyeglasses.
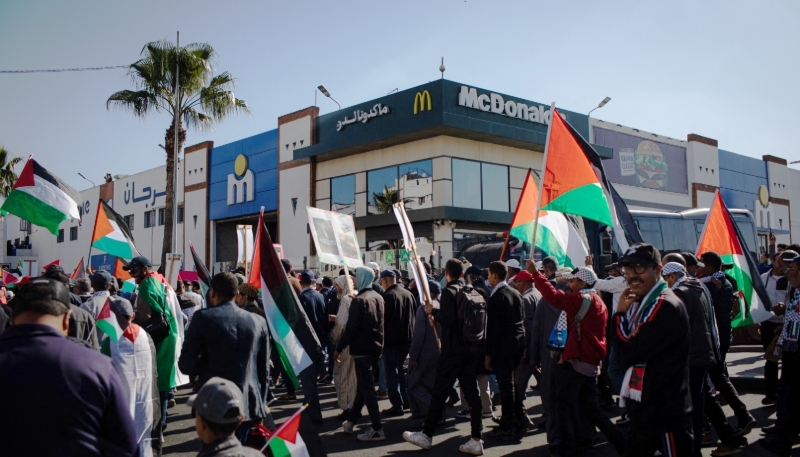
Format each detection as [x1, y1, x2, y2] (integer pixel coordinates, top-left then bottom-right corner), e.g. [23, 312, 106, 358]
[621, 264, 653, 275]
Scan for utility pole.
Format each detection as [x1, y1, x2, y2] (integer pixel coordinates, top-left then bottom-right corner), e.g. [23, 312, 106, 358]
[172, 31, 180, 254]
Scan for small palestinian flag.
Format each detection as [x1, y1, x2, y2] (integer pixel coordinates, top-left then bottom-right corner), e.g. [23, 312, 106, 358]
[263, 406, 309, 457]
[696, 191, 773, 327]
[2, 270, 19, 285]
[509, 170, 588, 268]
[91, 200, 138, 259]
[189, 241, 211, 296]
[0, 157, 81, 235]
[71, 257, 85, 281]
[257, 219, 320, 389]
[96, 297, 124, 342]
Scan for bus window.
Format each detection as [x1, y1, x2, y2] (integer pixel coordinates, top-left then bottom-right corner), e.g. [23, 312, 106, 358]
[660, 219, 697, 252]
[635, 217, 664, 251]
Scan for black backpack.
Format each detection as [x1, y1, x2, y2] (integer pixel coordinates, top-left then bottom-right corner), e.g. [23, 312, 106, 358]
[456, 285, 487, 343]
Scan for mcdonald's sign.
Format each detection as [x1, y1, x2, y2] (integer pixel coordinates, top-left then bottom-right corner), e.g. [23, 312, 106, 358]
[413, 90, 432, 114]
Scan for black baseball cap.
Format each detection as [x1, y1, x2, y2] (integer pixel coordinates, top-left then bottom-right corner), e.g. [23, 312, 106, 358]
[603, 263, 620, 271]
[618, 244, 662, 267]
[17, 278, 71, 309]
[680, 252, 705, 268]
[90, 270, 114, 288]
[380, 270, 396, 279]
[699, 251, 722, 270]
[122, 256, 152, 271]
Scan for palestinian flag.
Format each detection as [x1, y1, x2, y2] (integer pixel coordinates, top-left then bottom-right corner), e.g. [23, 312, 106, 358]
[96, 297, 124, 342]
[91, 200, 138, 259]
[256, 219, 320, 389]
[0, 157, 81, 235]
[114, 257, 132, 281]
[509, 169, 588, 268]
[42, 259, 60, 270]
[247, 209, 265, 288]
[71, 257, 85, 281]
[2, 270, 19, 285]
[264, 406, 309, 457]
[540, 108, 642, 251]
[696, 191, 772, 327]
[189, 241, 211, 296]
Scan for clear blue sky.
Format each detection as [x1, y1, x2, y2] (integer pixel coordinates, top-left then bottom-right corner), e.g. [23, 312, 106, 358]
[1, 0, 798, 191]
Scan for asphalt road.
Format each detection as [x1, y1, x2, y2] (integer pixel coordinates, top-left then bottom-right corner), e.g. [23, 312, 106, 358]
[162, 368, 796, 457]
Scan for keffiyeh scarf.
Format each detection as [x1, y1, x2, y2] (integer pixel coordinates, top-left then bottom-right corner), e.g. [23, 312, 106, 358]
[617, 280, 668, 406]
[776, 289, 800, 357]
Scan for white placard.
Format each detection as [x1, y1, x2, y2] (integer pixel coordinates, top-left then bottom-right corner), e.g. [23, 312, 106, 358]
[306, 207, 363, 268]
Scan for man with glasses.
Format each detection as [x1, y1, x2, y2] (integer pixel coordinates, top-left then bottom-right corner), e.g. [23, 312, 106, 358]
[609, 244, 693, 457]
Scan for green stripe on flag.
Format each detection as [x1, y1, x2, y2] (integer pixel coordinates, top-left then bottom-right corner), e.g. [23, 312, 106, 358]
[1, 189, 69, 235]
[92, 237, 135, 259]
[274, 339, 300, 390]
[541, 183, 613, 227]
[269, 437, 291, 457]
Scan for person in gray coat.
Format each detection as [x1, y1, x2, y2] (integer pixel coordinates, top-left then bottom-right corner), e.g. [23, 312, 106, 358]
[179, 272, 274, 442]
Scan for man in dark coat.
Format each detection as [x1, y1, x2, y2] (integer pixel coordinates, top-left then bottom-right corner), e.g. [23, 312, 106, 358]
[298, 270, 329, 380]
[179, 272, 275, 439]
[484, 261, 527, 440]
[0, 278, 137, 456]
[336, 266, 386, 442]
[379, 269, 417, 416]
[42, 265, 99, 350]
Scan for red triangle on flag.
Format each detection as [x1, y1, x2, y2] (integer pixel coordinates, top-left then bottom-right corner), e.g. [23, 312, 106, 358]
[122, 324, 140, 343]
[275, 410, 301, 444]
[13, 159, 35, 189]
[42, 259, 60, 270]
[97, 297, 113, 320]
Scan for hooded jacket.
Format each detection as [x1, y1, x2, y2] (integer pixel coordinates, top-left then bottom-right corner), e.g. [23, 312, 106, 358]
[336, 288, 384, 358]
[673, 277, 716, 368]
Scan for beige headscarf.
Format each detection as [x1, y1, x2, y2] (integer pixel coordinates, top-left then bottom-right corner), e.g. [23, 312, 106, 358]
[334, 275, 356, 300]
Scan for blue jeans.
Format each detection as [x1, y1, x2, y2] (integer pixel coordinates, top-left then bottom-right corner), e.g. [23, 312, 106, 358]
[378, 355, 387, 392]
[383, 348, 409, 410]
[159, 391, 168, 426]
[489, 374, 499, 394]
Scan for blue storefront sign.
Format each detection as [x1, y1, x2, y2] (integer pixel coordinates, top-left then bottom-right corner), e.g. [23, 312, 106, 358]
[90, 254, 115, 274]
[209, 130, 279, 220]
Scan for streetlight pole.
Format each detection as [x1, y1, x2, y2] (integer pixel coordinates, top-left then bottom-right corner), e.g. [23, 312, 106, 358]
[173, 31, 180, 255]
[317, 85, 340, 110]
[587, 96, 611, 143]
[77, 173, 96, 187]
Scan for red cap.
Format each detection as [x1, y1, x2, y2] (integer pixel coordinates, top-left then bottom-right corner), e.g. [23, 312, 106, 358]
[513, 270, 535, 282]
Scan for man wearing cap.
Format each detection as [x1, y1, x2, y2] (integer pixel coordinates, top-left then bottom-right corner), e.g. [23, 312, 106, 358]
[127, 255, 188, 429]
[379, 269, 416, 416]
[608, 244, 692, 457]
[506, 258, 522, 281]
[698, 251, 737, 360]
[180, 272, 275, 440]
[0, 278, 138, 456]
[42, 264, 100, 350]
[81, 270, 115, 318]
[190, 377, 264, 457]
[100, 295, 163, 457]
[527, 260, 625, 456]
[512, 269, 540, 432]
[298, 270, 329, 382]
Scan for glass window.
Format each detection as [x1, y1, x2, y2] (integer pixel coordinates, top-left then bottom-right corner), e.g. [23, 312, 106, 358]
[331, 175, 356, 216]
[177, 204, 184, 224]
[144, 211, 154, 228]
[399, 160, 433, 210]
[158, 208, 165, 226]
[452, 159, 482, 209]
[481, 163, 509, 212]
[367, 166, 399, 215]
[124, 214, 134, 231]
[69, 227, 78, 241]
[57, 229, 64, 243]
[635, 217, 663, 251]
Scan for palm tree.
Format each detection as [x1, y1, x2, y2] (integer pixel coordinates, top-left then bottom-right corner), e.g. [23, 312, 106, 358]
[108, 40, 251, 268]
[372, 186, 411, 214]
[0, 146, 22, 197]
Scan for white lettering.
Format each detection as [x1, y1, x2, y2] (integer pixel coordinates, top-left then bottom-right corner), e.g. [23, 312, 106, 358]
[505, 100, 517, 117]
[490, 93, 504, 114]
[478, 94, 490, 111]
[458, 86, 480, 109]
[516, 102, 528, 120]
[543, 109, 552, 125]
[227, 169, 254, 205]
[529, 106, 540, 123]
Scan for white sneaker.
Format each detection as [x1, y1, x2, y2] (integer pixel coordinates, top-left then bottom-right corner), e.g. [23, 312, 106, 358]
[403, 430, 433, 449]
[357, 427, 386, 441]
[459, 438, 484, 455]
[342, 420, 355, 434]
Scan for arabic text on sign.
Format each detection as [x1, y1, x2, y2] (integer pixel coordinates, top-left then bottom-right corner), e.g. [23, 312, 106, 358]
[336, 103, 390, 132]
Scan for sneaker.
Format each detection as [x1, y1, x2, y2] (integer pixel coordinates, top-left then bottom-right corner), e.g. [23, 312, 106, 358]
[376, 390, 389, 399]
[455, 409, 471, 419]
[701, 433, 717, 446]
[762, 396, 777, 406]
[711, 445, 741, 456]
[482, 411, 494, 419]
[357, 427, 386, 441]
[615, 414, 630, 425]
[168, 398, 176, 408]
[342, 420, 355, 434]
[382, 407, 404, 417]
[403, 431, 432, 449]
[317, 374, 332, 384]
[459, 438, 484, 455]
[278, 393, 297, 402]
[734, 416, 757, 437]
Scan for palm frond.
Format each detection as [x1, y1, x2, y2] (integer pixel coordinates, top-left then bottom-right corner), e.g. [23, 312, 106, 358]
[107, 90, 162, 117]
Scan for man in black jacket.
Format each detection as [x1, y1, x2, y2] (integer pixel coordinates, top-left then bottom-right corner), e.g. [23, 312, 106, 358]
[379, 270, 416, 416]
[179, 273, 275, 439]
[610, 244, 693, 457]
[336, 266, 386, 442]
[403, 259, 485, 456]
[484, 261, 527, 440]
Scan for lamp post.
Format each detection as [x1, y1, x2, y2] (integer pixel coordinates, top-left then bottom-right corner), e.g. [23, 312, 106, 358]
[78, 173, 96, 187]
[587, 96, 611, 143]
[317, 85, 340, 110]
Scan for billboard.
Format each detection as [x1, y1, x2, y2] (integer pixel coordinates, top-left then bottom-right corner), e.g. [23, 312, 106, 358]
[306, 207, 363, 269]
[592, 127, 688, 194]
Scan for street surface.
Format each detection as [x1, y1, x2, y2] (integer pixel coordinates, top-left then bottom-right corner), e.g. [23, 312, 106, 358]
[163, 351, 795, 456]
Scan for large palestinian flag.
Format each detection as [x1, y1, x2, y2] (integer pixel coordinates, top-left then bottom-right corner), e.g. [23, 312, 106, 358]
[247, 209, 265, 288]
[91, 199, 138, 259]
[509, 169, 588, 268]
[696, 191, 772, 327]
[540, 109, 642, 251]
[0, 157, 81, 235]
[256, 219, 320, 389]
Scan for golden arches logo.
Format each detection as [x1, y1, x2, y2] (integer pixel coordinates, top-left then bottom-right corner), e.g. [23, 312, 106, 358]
[413, 90, 432, 114]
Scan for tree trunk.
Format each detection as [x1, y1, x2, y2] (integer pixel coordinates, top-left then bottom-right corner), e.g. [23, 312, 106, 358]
[160, 120, 186, 273]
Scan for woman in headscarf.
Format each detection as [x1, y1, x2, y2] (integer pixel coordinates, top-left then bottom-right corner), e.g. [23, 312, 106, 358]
[330, 274, 358, 420]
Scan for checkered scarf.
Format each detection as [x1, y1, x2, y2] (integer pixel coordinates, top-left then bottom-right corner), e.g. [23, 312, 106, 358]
[776, 289, 800, 357]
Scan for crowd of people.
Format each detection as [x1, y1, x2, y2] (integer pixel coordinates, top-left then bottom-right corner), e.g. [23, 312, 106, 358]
[2, 239, 800, 457]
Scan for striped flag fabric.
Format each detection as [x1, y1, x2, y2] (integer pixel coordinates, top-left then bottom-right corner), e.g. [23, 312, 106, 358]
[96, 297, 124, 342]
[540, 108, 642, 250]
[70, 257, 85, 281]
[256, 219, 320, 389]
[247, 209, 264, 288]
[263, 406, 309, 457]
[91, 200, 138, 259]
[509, 169, 588, 268]
[2, 270, 19, 285]
[189, 241, 211, 296]
[696, 191, 773, 327]
[114, 257, 132, 281]
[0, 157, 81, 235]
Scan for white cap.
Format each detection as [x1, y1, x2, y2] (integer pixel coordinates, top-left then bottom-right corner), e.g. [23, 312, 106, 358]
[535, 261, 543, 271]
[506, 259, 521, 269]
[315, 278, 323, 285]
[365, 262, 380, 271]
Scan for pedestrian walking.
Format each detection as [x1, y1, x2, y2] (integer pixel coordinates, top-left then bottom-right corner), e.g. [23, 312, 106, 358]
[330, 275, 358, 420]
[407, 280, 443, 419]
[379, 269, 417, 416]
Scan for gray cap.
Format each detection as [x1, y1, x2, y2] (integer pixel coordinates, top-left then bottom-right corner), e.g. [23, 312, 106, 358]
[109, 296, 134, 320]
[90, 270, 114, 289]
[187, 377, 244, 424]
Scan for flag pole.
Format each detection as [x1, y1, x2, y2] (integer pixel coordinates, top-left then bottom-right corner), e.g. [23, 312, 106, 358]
[260, 404, 308, 452]
[498, 232, 510, 261]
[529, 102, 556, 262]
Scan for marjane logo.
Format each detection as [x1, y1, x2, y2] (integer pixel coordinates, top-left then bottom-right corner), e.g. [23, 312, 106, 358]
[227, 154, 254, 205]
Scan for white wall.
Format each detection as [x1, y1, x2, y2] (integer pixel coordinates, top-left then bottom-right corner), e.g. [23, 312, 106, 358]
[183, 146, 209, 270]
[278, 115, 314, 268]
[790, 167, 800, 243]
[767, 161, 790, 201]
[687, 140, 720, 189]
